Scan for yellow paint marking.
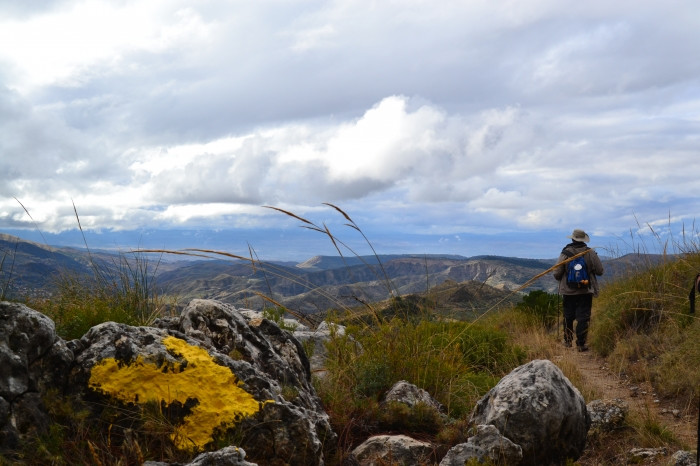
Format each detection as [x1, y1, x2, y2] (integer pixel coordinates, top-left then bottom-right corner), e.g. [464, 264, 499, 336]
[89, 335, 272, 450]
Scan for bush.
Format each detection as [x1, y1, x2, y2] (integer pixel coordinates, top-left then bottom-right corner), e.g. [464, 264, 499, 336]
[315, 315, 526, 453]
[30, 252, 168, 340]
[515, 290, 560, 329]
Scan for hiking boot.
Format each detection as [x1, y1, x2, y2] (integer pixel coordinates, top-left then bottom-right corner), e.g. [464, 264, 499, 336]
[577, 345, 589, 352]
[563, 340, 572, 348]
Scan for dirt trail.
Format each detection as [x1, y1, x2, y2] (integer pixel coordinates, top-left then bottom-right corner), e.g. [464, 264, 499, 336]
[555, 347, 698, 451]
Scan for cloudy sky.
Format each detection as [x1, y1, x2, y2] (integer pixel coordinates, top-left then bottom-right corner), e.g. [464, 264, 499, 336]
[1, 0, 698, 260]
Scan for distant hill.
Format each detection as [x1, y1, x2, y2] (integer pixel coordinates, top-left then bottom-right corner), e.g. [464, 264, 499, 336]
[0, 233, 663, 316]
[0, 234, 93, 298]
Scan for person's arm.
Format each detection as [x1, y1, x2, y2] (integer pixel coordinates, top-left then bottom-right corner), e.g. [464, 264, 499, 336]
[553, 253, 566, 280]
[591, 250, 604, 276]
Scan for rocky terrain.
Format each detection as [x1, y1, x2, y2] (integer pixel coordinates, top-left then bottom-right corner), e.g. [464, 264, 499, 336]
[3, 299, 695, 465]
[0, 300, 597, 465]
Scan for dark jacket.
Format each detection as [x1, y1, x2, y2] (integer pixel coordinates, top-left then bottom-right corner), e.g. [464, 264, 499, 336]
[553, 241, 604, 296]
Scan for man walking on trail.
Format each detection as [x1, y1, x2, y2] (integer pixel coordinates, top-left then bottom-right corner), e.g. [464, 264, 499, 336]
[554, 229, 604, 352]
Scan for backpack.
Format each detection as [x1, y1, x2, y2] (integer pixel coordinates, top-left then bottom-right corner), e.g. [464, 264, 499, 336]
[562, 248, 590, 288]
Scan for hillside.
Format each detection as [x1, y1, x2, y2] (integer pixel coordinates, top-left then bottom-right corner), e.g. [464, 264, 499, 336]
[0, 234, 92, 298]
[0, 233, 660, 315]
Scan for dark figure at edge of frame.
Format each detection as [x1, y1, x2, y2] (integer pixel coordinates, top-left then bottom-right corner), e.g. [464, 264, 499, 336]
[553, 229, 604, 352]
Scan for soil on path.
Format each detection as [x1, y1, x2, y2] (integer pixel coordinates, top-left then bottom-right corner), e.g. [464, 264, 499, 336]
[553, 346, 698, 462]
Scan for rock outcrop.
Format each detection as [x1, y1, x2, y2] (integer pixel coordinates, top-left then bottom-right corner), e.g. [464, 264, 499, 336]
[0, 302, 73, 449]
[293, 320, 346, 376]
[469, 359, 590, 465]
[587, 398, 628, 432]
[350, 434, 435, 465]
[144, 446, 257, 466]
[439, 424, 522, 465]
[381, 380, 445, 414]
[1, 299, 335, 465]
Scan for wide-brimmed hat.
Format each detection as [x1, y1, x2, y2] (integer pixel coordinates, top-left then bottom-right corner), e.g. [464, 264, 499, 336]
[567, 229, 590, 243]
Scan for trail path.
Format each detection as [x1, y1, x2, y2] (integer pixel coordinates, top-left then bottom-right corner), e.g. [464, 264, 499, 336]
[554, 346, 698, 455]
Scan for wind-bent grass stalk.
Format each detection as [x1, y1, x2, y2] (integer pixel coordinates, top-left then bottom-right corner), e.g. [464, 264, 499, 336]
[263, 204, 402, 323]
[0, 239, 19, 300]
[137, 247, 356, 327]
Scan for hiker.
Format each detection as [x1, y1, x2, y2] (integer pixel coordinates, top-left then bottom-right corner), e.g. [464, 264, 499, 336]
[553, 229, 604, 352]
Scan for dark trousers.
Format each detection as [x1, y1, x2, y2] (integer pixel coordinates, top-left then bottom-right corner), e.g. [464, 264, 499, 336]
[563, 293, 593, 347]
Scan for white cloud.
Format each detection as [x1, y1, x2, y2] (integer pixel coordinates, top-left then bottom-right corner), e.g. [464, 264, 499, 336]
[0, 1, 213, 92]
[1, 0, 700, 257]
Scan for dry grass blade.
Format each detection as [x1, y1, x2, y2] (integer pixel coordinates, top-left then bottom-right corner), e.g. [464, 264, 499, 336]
[14, 197, 51, 246]
[263, 206, 315, 225]
[323, 223, 344, 257]
[137, 249, 214, 260]
[302, 225, 327, 234]
[139, 247, 360, 320]
[323, 203, 353, 223]
[247, 243, 257, 273]
[183, 248, 254, 263]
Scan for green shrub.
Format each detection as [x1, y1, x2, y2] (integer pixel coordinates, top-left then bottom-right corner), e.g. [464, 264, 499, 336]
[515, 290, 560, 329]
[261, 306, 298, 331]
[316, 314, 526, 452]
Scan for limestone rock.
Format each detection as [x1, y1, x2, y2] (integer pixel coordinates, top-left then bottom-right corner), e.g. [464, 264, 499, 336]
[351, 434, 435, 465]
[144, 446, 258, 465]
[187, 446, 257, 465]
[70, 299, 335, 465]
[381, 380, 444, 413]
[628, 447, 669, 462]
[0, 301, 73, 449]
[439, 424, 522, 466]
[671, 450, 696, 466]
[587, 398, 628, 432]
[470, 359, 590, 465]
[293, 320, 346, 377]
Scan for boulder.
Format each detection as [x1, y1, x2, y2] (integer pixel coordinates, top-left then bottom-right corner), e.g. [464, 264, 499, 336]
[439, 424, 522, 465]
[382, 380, 444, 413]
[144, 446, 258, 466]
[469, 359, 590, 465]
[70, 299, 335, 465]
[587, 398, 628, 432]
[0, 301, 73, 449]
[671, 450, 696, 466]
[351, 434, 435, 465]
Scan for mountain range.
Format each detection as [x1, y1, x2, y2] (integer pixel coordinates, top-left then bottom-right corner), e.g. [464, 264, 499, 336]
[0, 233, 659, 316]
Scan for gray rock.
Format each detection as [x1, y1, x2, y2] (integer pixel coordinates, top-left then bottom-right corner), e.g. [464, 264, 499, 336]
[239, 308, 308, 332]
[172, 299, 326, 416]
[587, 398, 628, 432]
[293, 320, 346, 377]
[628, 447, 669, 462]
[0, 301, 73, 449]
[439, 424, 522, 466]
[671, 450, 696, 466]
[187, 446, 258, 465]
[351, 434, 435, 465]
[382, 380, 444, 413]
[470, 359, 590, 465]
[70, 299, 335, 465]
